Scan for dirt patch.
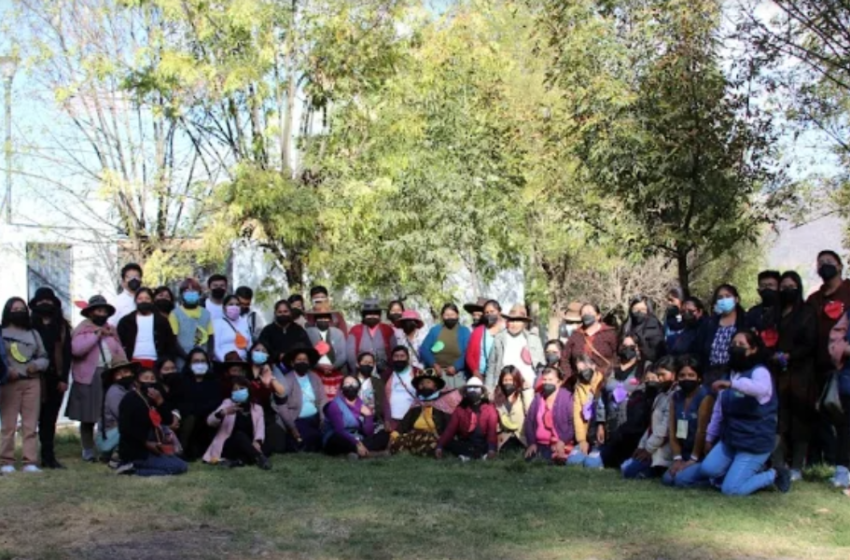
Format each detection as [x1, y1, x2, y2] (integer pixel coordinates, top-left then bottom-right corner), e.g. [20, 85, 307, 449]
[65, 529, 237, 560]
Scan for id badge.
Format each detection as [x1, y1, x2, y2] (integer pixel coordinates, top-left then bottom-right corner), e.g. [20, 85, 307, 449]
[676, 419, 689, 439]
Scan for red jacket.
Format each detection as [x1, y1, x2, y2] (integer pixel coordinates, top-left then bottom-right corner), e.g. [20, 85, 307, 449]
[437, 402, 498, 452]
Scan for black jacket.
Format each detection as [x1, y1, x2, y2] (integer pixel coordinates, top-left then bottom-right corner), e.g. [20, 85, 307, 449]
[258, 322, 312, 364]
[118, 390, 175, 462]
[620, 315, 666, 363]
[117, 311, 178, 362]
[32, 318, 72, 385]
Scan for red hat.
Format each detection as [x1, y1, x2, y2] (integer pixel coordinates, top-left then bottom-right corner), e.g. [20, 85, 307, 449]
[395, 309, 424, 329]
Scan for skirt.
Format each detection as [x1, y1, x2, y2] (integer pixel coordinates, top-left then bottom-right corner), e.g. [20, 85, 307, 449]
[67, 367, 106, 423]
[391, 430, 439, 457]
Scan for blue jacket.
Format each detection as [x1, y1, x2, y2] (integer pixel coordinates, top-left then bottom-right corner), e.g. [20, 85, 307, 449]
[721, 367, 778, 454]
[420, 324, 471, 372]
[695, 308, 749, 368]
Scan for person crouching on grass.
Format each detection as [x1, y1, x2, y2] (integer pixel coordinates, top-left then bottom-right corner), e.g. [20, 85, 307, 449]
[322, 374, 390, 459]
[435, 378, 498, 461]
[523, 366, 575, 463]
[204, 376, 271, 470]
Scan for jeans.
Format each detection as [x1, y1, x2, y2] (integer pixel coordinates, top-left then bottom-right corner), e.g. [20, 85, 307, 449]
[698, 441, 774, 496]
[133, 454, 189, 477]
[620, 457, 653, 479]
[567, 448, 603, 468]
[662, 461, 706, 488]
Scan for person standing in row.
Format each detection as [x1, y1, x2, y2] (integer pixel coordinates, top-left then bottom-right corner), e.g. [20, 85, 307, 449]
[110, 263, 143, 326]
[421, 304, 471, 391]
[347, 299, 396, 374]
[698, 284, 748, 388]
[288, 294, 308, 327]
[205, 274, 229, 321]
[169, 278, 214, 370]
[306, 286, 349, 336]
[306, 310, 348, 398]
[236, 286, 266, 343]
[393, 310, 427, 369]
[467, 300, 506, 381]
[30, 288, 72, 470]
[620, 296, 666, 365]
[117, 287, 177, 369]
[213, 294, 252, 363]
[258, 300, 312, 367]
[560, 303, 618, 382]
[485, 304, 544, 403]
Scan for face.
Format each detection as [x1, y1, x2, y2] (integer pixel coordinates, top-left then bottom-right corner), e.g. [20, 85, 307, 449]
[291, 300, 304, 312]
[358, 354, 375, 368]
[10, 300, 27, 313]
[363, 312, 381, 323]
[580, 304, 599, 323]
[123, 269, 142, 289]
[507, 318, 525, 335]
[471, 311, 484, 324]
[442, 308, 459, 322]
[293, 352, 311, 370]
[419, 378, 436, 392]
[678, 367, 699, 382]
[644, 371, 659, 383]
[545, 343, 561, 356]
[483, 303, 500, 321]
[92, 307, 109, 319]
[667, 295, 682, 309]
[227, 365, 245, 378]
[716, 287, 737, 302]
[541, 369, 560, 387]
[114, 368, 133, 382]
[621, 336, 638, 354]
[137, 371, 156, 385]
[780, 277, 798, 291]
[275, 304, 292, 320]
[155, 291, 173, 303]
[224, 297, 240, 308]
[758, 277, 779, 291]
[237, 297, 252, 313]
[392, 349, 409, 365]
[135, 292, 153, 306]
[682, 300, 702, 318]
[159, 361, 178, 376]
[342, 377, 360, 392]
[209, 279, 227, 294]
[190, 353, 208, 366]
[576, 359, 593, 373]
[818, 253, 841, 271]
[631, 301, 648, 315]
[253, 343, 268, 354]
[731, 333, 755, 356]
[656, 367, 675, 383]
[388, 302, 404, 315]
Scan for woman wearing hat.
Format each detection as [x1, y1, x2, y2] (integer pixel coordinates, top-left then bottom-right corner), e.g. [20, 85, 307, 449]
[1, 297, 49, 473]
[277, 346, 327, 452]
[346, 298, 397, 374]
[390, 370, 451, 457]
[436, 377, 498, 460]
[322, 373, 390, 458]
[485, 304, 545, 403]
[69, 295, 128, 462]
[464, 297, 489, 328]
[420, 303, 471, 391]
[30, 287, 72, 469]
[466, 300, 506, 381]
[96, 359, 138, 462]
[393, 309, 427, 369]
[305, 310, 348, 399]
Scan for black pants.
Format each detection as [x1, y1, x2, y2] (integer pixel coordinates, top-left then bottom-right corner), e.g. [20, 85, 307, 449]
[833, 395, 850, 469]
[262, 411, 288, 456]
[324, 432, 390, 456]
[38, 382, 65, 463]
[444, 437, 489, 459]
[223, 430, 263, 464]
[600, 433, 643, 469]
[178, 414, 216, 462]
[810, 409, 838, 466]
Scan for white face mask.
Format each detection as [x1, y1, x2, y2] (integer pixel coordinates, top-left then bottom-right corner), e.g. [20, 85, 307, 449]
[191, 362, 209, 376]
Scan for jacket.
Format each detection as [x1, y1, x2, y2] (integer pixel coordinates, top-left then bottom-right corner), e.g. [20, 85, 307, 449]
[695, 309, 749, 369]
[776, 302, 818, 405]
[573, 371, 603, 446]
[118, 390, 174, 462]
[33, 318, 72, 385]
[437, 402, 499, 452]
[203, 399, 265, 463]
[277, 370, 328, 431]
[306, 326, 348, 372]
[560, 325, 618, 380]
[71, 320, 127, 385]
[117, 311, 178, 362]
[484, 330, 546, 393]
[420, 324, 471, 372]
[394, 404, 450, 435]
[620, 314, 666, 364]
[808, 279, 850, 373]
[636, 389, 673, 467]
[1, 326, 49, 382]
[524, 388, 575, 445]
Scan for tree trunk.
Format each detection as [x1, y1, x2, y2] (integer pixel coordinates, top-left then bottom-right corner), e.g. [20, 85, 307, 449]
[677, 250, 691, 298]
[285, 251, 305, 293]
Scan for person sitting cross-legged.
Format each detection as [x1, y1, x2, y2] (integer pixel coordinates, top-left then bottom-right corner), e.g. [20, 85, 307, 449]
[435, 378, 498, 461]
[322, 374, 390, 459]
[523, 366, 575, 463]
[204, 376, 271, 470]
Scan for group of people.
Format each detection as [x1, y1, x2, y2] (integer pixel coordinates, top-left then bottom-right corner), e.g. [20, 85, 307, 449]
[1, 250, 850, 496]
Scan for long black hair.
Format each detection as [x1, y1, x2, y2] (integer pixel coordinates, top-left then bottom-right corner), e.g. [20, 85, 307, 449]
[780, 271, 805, 305]
[1, 297, 31, 329]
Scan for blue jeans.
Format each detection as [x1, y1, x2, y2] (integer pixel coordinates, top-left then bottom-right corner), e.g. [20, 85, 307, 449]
[662, 461, 705, 487]
[621, 457, 653, 479]
[698, 441, 774, 496]
[134, 454, 189, 477]
[567, 448, 603, 468]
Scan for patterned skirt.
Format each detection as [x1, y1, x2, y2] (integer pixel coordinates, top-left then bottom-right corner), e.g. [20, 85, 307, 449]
[391, 430, 439, 457]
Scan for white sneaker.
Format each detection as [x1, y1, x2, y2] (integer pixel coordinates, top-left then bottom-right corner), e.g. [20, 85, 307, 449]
[22, 465, 42, 473]
[0, 465, 15, 474]
[790, 469, 803, 482]
[458, 455, 471, 463]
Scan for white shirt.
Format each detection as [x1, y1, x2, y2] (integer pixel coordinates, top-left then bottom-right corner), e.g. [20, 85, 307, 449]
[389, 367, 415, 421]
[213, 315, 251, 361]
[504, 333, 535, 386]
[133, 314, 157, 360]
[206, 300, 224, 321]
[109, 291, 136, 326]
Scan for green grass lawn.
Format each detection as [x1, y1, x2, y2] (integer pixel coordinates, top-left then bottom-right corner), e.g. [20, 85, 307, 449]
[1, 435, 850, 560]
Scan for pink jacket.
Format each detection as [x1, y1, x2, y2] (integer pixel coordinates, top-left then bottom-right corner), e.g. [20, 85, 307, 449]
[828, 312, 849, 370]
[71, 320, 127, 385]
[203, 400, 265, 463]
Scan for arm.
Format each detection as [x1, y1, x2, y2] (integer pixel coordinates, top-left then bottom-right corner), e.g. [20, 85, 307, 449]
[484, 337, 500, 392]
[60, 324, 72, 383]
[573, 390, 588, 444]
[332, 330, 348, 371]
[691, 395, 716, 460]
[486, 406, 498, 452]
[668, 396, 682, 458]
[642, 396, 669, 454]
[704, 395, 724, 444]
[419, 328, 437, 368]
[436, 409, 461, 450]
[362, 408, 375, 438]
[560, 334, 575, 378]
[30, 331, 50, 372]
[71, 331, 100, 358]
[523, 399, 538, 444]
[452, 327, 469, 372]
[253, 405, 266, 444]
[730, 367, 773, 404]
[207, 402, 228, 428]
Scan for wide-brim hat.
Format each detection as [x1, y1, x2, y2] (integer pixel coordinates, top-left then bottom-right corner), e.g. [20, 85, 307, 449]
[360, 297, 382, 315]
[29, 287, 62, 310]
[221, 351, 250, 371]
[502, 303, 532, 323]
[412, 368, 446, 392]
[282, 346, 320, 369]
[564, 301, 582, 323]
[395, 309, 424, 329]
[81, 295, 116, 318]
[108, 359, 139, 376]
[463, 297, 489, 315]
[305, 309, 338, 318]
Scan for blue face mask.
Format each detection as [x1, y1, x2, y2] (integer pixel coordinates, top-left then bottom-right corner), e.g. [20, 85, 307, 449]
[714, 297, 736, 315]
[183, 291, 200, 306]
[252, 351, 268, 365]
[231, 388, 249, 404]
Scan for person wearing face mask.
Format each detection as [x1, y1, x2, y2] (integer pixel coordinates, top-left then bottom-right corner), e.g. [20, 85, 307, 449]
[560, 303, 618, 382]
[436, 378, 498, 461]
[664, 288, 685, 350]
[387, 300, 406, 327]
[306, 310, 348, 399]
[117, 288, 178, 370]
[746, 271, 782, 352]
[355, 352, 381, 421]
[0, 297, 49, 474]
[109, 262, 143, 326]
[421, 303, 472, 391]
[466, 300, 506, 381]
[346, 298, 398, 375]
[175, 348, 221, 461]
[288, 294, 308, 327]
[305, 286, 349, 336]
[96, 360, 138, 464]
[204, 274, 229, 321]
[278, 347, 327, 452]
[118, 367, 188, 476]
[322, 374, 390, 458]
[28, 288, 72, 470]
[242, 341, 288, 456]
[696, 283, 748, 388]
[663, 356, 715, 487]
[523, 366, 575, 462]
[493, 366, 529, 452]
[169, 277, 214, 370]
[770, 271, 817, 483]
[567, 356, 604, 467]
[235, 286, 266, 343]
[620, 296, 666, 364]
[212, 294, 252, 363]
[391, 309, 427, 370]
[463, 297, 488, 329]
[390, 371, 451, 456]
[484, 304, 545, 401]
[258, 300, 313, 368]
[595, 336, 652, 469]
[621, 356, 677, 479]
[153, 286, 176, 319]
[157, 357, 185, 425]
[69, 295, 128, 462]
[696, 331, 791, 495]
[204, 377, 271, 469]
[669, 297, 707, 356]
[382, 346, 422, 432]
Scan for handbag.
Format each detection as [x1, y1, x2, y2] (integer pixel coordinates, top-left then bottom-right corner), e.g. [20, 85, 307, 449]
[818, 371, 844, 422]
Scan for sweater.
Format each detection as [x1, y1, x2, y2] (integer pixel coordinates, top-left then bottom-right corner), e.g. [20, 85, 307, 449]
[32, 318, 72, 385]
[323, 396, 374, 447]
[395, 405, 450, 435]
[524, 389, 575, 446]
[559, 325, 618, 380]
[484, 330, 546, 393]
[276, 370, 328, 430]
[808, 279, 850, 374]
[118, 390, 175, 462]
[306, 326, 348, 372]
[636, 389, 673, 467]
[620, 315, 666, 363]
[437, 402, 499, 452]
[776, 302, 818, 404]
[258, 322, 313, 364]
[1, 326, 49, 380]
[203, 400, 265, 463]
[573, 372, 603, 446]
[70, 320, 127, 385]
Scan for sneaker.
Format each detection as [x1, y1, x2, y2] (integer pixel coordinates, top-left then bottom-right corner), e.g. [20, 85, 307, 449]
[22, 465, 42, 474]
[42, 459, 65, 470]
[0, 465, 15, 474]
[790, 469, 803, 482]
[81, 449, 96, 463]
[458, 455, 471, 463]
[107, 459, 121, 470]
[256, 455, 272, 471]
[114, 462, 136, 475]
[833, 466, 850, 488]
[774, 467, 792, 494]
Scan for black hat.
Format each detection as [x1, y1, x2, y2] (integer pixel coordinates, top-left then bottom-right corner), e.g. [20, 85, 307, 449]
[361, 297, 382, 315]
[81, 295, 116, 318]
[29, 287, 62, 310]
[412, 368, 446, 392]
[108, 359, 140, 376]
[222, 351, 250, 371]
[463, 297, 489, 315]
[282, 346, 320, 369]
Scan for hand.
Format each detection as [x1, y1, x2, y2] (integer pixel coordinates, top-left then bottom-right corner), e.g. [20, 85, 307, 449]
[580, 441, 590, 455]
[146, 442, 162, 456]
[435, 448, 443, 460]
[356, 442, 369, 458]
[525, 444, 538, 459]
[596, 425, 606, 445]
[360, 404, 373, 417]
[26, 363, 39, 374]
[554, 440, 566, 459]
[170, 418, 181, 430]
[433, 364, 443, 376]
[486, 450, 497, 460]
[260, 366, 274, 388]
[147, 387, 164, 406]
[446, 366, 457, 376]
[712, 380, 731, 393]
[57, 382, 68, 393]
[253, 441, 263, 453]
[225, 404, 241, 415]
[633, 448, 651, 462]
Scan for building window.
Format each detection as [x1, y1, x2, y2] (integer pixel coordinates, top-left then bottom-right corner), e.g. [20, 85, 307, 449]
[27, 243, 72, 318]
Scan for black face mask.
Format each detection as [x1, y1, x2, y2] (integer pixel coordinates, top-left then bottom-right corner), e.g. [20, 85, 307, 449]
[211, 287, 227, 300]
[666, 306, 680, 319]
[466, 389, 483, 403]
[392, 360, 409, 373]
[358, 364, 374, 377]
[581, 314, 596, 328]
[485, 315, 499, 327]
[293, 362, 311, 375]
[363, 316, 381, 328]
[759, 288, 779, 307]
[92, 315, 109, 327]
[502, 384, 516, 397]
[127, 278, 142, 292]
[645, 381, 660, 392]
[631, 311, 647, 325]
[819, 264, 839, 282]
[678, 379, 700, 395]
[578, 368, 595, 382]
[660, 380, 674, 392]
[418, 388, 436, 399]
[541, 383, 558, 398]
[618, 347, 637, 363]
[275, 314, 292, 326]
[9, 311, 29, 326]
[316, 320, 330, 332]
[117, 377, 134, 389]
[291, 307, 304, 319]
[780, 288, 800, 306]
[34, 303, 55, 316]
[443, 318, 459, 329]
[388, 312, 402, 323]
[155, 300, 175, 314]
[666, 306, 683, 329]
[682, 311, 697, 326]
[342, 385, 360, 400]
[729, 346, 756, 372]
[136, 302, 155, 315]
[139, 381, 157, 395]
[401, 322, 418, 335]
